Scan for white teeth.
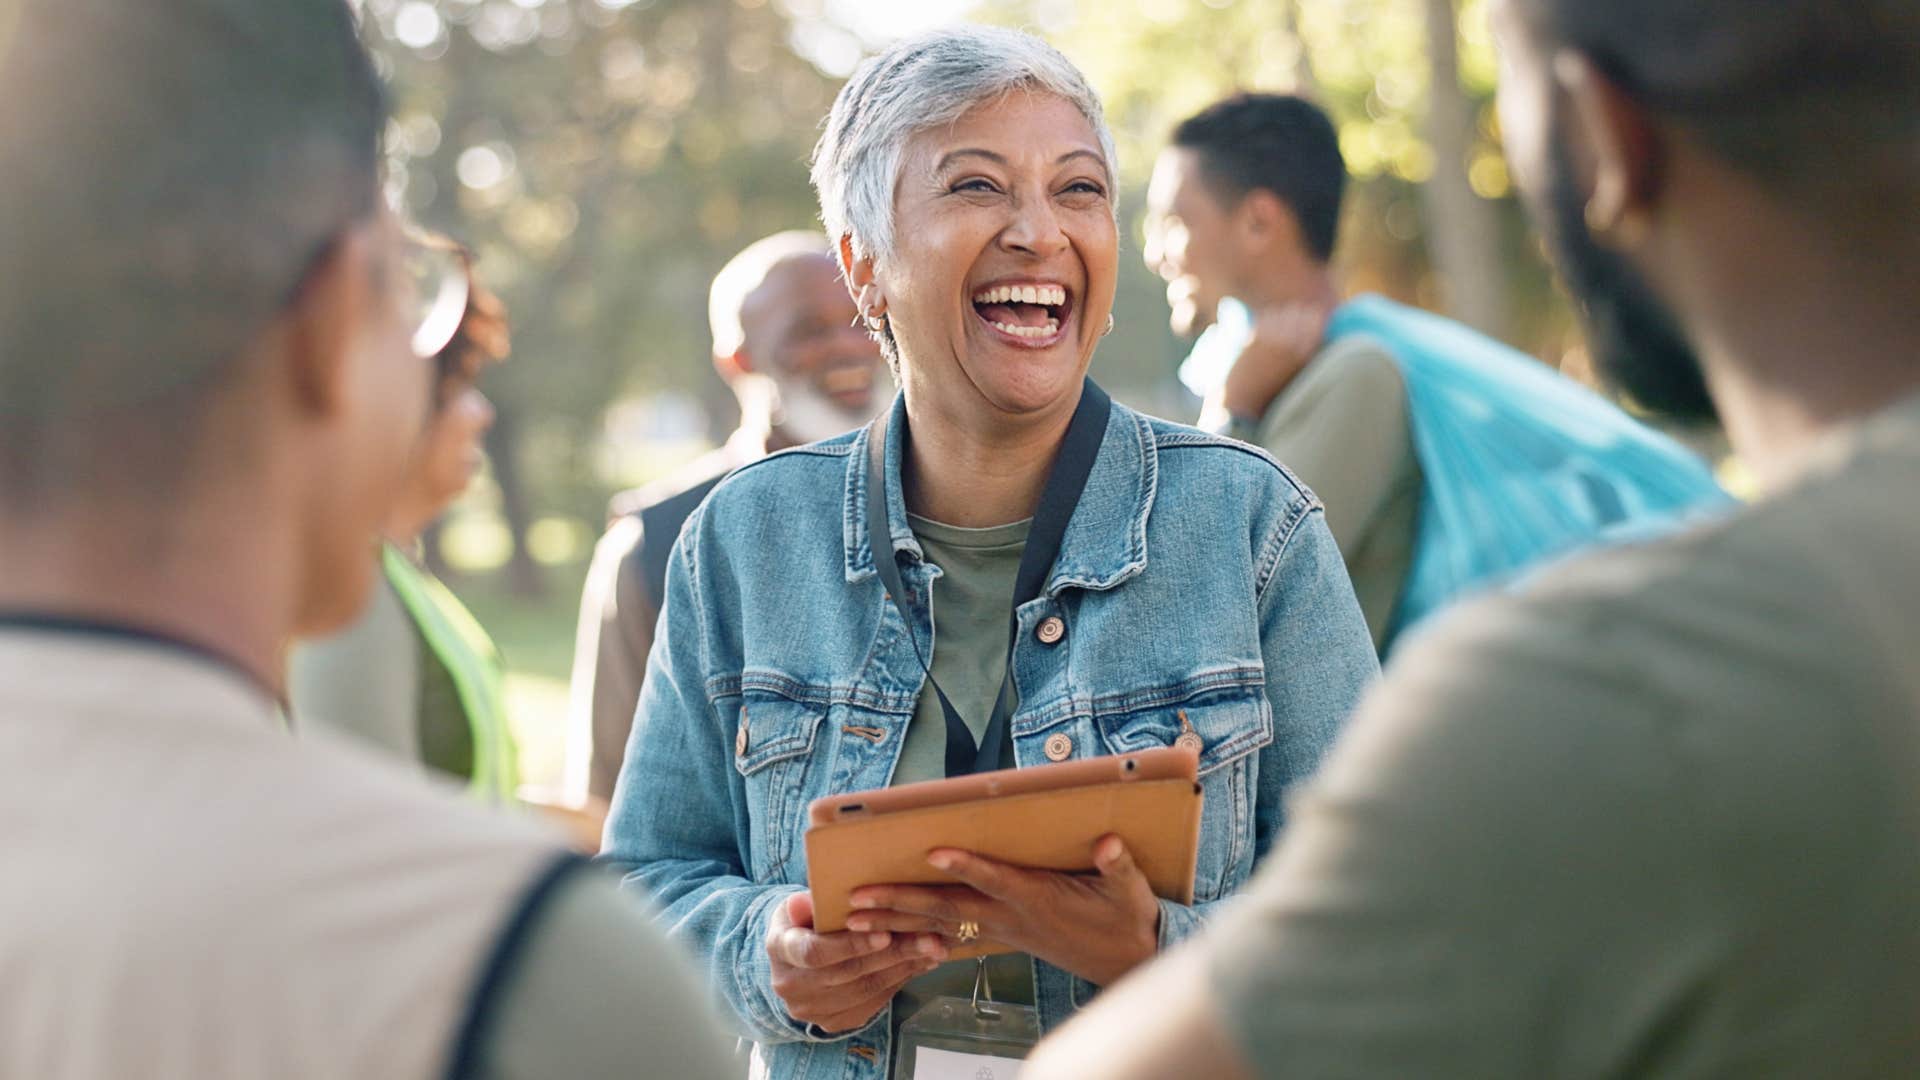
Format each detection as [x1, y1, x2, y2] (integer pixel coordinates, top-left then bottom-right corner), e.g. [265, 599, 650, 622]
[988, 318, 1062, 340]
[971, 284, 1068, 306]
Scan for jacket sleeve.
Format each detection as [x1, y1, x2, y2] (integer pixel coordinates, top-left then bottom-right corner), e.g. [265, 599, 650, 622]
[1157, 497, 1380, 950]
[597, 516, 823, 1046]
[565, 515, 657, 803]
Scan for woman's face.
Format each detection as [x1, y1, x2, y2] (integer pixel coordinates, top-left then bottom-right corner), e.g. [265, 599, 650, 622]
[406, 374, 495, 520]
[877, 91, 1117, 425]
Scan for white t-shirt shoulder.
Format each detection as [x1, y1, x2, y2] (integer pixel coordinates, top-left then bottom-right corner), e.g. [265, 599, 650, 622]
[0, 633, 562, 1080]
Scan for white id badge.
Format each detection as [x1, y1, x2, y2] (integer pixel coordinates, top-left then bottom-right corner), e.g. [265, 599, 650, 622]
[892, 960, 1039, 1079]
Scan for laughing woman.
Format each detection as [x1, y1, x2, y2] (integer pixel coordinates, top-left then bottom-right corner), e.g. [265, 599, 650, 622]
[601, 26, 1378, 1080]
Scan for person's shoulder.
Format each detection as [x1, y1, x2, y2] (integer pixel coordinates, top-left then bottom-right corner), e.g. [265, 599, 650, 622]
[605, 448, 740, 522]
[1135, 406, 1322, 514]
[289, 725, 568, 854]
[1383, 474, 1913, 728]
[723, 428, 860, 481]
[702, 429, 857, 506]
[1315, 330, 1404, 375]
[1269, 331, 1408, 424]
[43, 686, 569, 956]
[673, 430, 859, 548]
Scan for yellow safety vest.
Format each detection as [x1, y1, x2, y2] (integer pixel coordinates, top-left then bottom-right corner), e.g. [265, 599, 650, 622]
[381, 544, 520, 802]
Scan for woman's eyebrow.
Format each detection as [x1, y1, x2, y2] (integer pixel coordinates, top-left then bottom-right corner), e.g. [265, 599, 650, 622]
[933, 147, 1109, 171]
[935, 148, 1007, 170]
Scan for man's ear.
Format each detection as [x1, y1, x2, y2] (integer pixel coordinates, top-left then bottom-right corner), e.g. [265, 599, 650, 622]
[837, 233, 887, 319]
[1238, 189, 1306, 258]
[1554, 50, 1664, 246]
[280, 226, 372, 418]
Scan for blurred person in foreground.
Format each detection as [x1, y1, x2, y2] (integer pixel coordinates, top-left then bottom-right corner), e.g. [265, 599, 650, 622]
[1147, 93, 1729, 656]
[0, 2, 730, 1076]
[600, 25, 1376, 1079]
[566, 230, 885, 808]
[1032, 0, 1920, 1075]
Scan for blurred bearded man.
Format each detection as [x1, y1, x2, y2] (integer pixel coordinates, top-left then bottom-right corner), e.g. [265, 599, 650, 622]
[1032, 0, 1920, 1076]
[567, 232, 886, 805]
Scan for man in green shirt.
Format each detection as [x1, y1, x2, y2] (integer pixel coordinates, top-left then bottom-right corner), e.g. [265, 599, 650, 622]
[1145, 96, 1417, 651]
[1033, 0, 1920, 1075]
[1144, 94, 1726, 656]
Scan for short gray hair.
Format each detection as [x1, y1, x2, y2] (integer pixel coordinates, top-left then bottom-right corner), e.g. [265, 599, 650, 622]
[810, 26, 1118, 266]
[707, 230, 832, 358]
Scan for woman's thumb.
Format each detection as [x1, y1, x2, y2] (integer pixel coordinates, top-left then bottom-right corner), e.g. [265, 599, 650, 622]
[785, 889, 816, 929]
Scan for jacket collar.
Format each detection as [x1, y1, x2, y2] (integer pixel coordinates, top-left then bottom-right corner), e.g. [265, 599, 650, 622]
[843, 386, 1156, 594]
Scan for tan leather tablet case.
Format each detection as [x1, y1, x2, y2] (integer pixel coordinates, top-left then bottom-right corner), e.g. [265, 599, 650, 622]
[804, 778, 1204, 959]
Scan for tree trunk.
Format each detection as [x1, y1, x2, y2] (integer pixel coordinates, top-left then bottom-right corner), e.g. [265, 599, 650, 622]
[484, 407, 545, 600]
[1282, 0, 1320, 99]
[1419, 0, 1509, 338]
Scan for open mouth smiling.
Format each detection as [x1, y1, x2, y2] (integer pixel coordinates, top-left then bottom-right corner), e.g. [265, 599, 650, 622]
[970, 280, 1074, 349]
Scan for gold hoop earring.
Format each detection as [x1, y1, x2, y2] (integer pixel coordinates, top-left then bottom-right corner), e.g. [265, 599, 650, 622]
[1103, 314, 1115, 337]
[863, 312, 887, 333]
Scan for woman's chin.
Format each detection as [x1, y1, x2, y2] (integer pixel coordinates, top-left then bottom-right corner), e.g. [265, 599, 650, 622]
[970, 361, 1087, 418]
[962, 327, 1089, 415]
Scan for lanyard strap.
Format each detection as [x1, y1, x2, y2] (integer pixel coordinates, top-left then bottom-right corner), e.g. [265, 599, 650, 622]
[865, 379, 1112, 776]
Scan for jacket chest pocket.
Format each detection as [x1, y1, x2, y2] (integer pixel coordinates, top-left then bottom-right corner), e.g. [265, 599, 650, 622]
[1095, 686, 1272, 902]
[731, 691, 828, 884]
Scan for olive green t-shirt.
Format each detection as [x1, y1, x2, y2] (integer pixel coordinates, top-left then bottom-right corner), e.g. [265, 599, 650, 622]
[1206, 391, 1920, 1077]
[891, 514, 1036, 1037]
[1251, 335, 1420, 652]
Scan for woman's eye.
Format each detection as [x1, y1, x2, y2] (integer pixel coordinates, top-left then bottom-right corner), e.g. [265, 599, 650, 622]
[1063, 181, 1107, 197]
[953, 178, 999, 194]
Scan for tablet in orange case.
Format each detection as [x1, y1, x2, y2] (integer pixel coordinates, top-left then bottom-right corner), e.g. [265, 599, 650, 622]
[803, 747, 1203, 959]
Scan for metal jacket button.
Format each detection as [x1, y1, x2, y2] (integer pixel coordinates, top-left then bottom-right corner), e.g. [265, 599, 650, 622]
[1043, 732, 1073, 761]
[1174, 709, 1205, 754]
[1035, 616, 1066, 645]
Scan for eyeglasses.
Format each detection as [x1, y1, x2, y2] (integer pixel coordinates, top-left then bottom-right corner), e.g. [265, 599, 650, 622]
[401, 230, 471, 360]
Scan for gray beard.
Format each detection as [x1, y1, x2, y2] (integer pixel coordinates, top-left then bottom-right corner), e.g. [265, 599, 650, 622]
[768, 374, 886, 445]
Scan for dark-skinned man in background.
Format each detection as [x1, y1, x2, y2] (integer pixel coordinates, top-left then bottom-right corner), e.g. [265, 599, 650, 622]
[567, 231, 884, 807]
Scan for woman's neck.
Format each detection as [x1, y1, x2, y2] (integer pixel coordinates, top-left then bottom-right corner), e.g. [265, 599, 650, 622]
[900, 393, 1079, 528]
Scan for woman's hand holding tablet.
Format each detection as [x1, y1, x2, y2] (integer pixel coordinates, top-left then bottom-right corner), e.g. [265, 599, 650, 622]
[845, 833, 1163, 987]
[803, 747, 1204, 987]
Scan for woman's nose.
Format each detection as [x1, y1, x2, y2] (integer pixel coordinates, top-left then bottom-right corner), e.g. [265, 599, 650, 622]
[1000, 196, 1070, 259]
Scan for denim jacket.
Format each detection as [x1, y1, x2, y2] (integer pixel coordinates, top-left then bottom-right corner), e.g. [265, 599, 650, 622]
[602, 392, 1379, 1079]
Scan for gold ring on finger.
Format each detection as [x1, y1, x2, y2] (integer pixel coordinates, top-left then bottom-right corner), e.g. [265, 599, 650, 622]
[954, 920, 980, 944]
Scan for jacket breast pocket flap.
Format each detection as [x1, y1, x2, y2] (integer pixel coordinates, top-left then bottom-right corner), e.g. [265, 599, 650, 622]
[1095, 687, 1273, 778]
[731, 692, 826, 778]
